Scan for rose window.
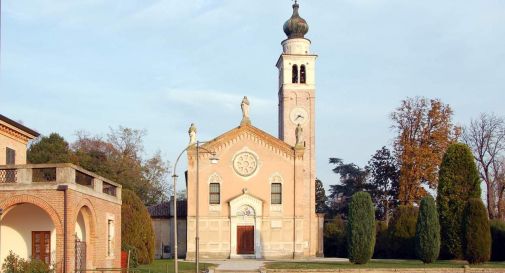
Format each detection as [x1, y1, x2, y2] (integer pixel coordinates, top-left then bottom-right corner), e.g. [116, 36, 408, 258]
[233, 152, 258, 177]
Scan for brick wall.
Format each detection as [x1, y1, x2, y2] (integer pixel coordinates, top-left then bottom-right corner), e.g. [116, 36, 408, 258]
[0, 188, 121, 273]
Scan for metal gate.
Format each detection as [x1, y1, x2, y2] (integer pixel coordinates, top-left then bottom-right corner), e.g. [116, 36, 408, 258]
[75, 239, 86, 272]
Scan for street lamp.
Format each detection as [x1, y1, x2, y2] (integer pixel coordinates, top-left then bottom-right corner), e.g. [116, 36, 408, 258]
[171, 140, 218, 273]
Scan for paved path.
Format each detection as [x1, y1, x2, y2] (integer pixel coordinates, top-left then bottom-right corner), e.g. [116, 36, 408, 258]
[205, 257, 350, 272]
[211, 260, 265, 271]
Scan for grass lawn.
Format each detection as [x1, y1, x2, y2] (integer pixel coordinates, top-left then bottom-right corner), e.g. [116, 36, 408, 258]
[266, 260, 505, 269]
[137, 259, 216, 273]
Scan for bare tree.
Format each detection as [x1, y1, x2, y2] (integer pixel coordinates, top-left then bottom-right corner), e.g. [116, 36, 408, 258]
[463, 113, 505, 219]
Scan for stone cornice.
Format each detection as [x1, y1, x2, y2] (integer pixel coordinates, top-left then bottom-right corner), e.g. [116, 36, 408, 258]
[0, 123, 31, 144]
[193, 124, 300, 160]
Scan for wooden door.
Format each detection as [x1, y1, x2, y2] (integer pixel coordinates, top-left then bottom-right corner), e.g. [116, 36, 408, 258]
[32, 231, 51, 264]
[237, 226, 254, 254]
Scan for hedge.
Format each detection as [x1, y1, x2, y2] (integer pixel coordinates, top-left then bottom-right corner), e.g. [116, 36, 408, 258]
[324, 217, 347, 258]
[388, 205, 418, 259]
[490, 220, 505, 261]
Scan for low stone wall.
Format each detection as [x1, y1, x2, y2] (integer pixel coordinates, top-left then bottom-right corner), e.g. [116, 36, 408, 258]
[266, 269, 505, 273]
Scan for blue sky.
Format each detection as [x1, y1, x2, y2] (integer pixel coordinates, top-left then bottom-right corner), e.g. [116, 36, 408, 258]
[1, 0, 504, 190]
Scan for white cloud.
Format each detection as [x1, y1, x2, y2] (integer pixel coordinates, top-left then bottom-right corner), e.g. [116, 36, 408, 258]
[161, 89, 274, 111]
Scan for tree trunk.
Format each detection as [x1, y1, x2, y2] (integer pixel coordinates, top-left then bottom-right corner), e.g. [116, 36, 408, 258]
[497, 186, 505, 219]
[487, 182, 497, 219]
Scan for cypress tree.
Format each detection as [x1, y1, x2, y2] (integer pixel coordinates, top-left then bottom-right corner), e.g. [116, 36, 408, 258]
[121, 189, 155, 264]
[415, 195, 440, 263]
[347, 192, 376, 264]
[437, 143, 481, 259]
[463, 198, 491, 264]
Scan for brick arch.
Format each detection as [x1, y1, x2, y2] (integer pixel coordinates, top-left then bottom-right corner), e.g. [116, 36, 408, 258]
[72, 198, 98, 269]
[0, 194, 63, 236]
[72, 198, 97, 237]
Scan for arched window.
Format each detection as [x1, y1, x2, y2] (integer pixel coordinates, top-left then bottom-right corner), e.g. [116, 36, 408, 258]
[300, 65, 306, 84]
[292, 65, 298, 83]
[209, 183, 220, 204]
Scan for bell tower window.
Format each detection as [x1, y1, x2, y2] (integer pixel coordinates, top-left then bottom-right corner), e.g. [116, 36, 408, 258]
[292, 65, 298, 83]
[300, 65, 306, 83]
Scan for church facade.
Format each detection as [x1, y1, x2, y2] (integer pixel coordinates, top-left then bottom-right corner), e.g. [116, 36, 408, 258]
[185, 2, 324, 259]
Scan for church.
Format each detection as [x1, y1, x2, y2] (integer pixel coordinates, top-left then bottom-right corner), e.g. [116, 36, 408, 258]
[184, 2, 324, 259]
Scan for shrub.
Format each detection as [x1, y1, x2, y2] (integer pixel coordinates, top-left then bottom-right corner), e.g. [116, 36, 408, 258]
[323, 217, 347, 258]
[415, 195, 440, 263]
[121, 189, 155, 265]
[373, 221, 389, 259]
[490, 220, 505, 261]
[1, 251, 51, 273]
[437, 143, 481, 259]
[388, 205, 418, 259]
[121, 244, 139, 268]
[347, 192, 375, 264]
[463, 198, 491, 264]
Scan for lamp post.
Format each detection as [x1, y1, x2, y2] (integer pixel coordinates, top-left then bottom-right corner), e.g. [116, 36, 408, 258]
[172, 140, 218, 273]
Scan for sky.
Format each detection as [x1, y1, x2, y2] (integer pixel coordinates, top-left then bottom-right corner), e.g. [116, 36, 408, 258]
[1, 0, 504, 191]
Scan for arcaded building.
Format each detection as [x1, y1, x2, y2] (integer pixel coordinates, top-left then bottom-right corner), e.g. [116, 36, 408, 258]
[184, 3, 324, 259]
[0, 114, 122, 273]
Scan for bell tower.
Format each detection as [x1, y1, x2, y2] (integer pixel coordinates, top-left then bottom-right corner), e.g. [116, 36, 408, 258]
[277, 1, 318, 256]
[277, 1, 317, 159]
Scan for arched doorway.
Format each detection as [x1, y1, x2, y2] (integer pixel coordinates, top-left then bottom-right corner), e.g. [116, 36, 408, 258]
[73, 205, 96, 271]
[0, 203, 57, 266]
[74, 210, 87, 272]
[229, 192, 263, 258]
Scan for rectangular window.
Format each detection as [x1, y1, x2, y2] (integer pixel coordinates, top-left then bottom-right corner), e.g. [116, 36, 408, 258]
[32, 231, 51, 264]
[209, 183, 220, 204]
[6, 148, 15, 165]
[107, 220, 114, 256]
[271, 183, 282, 204]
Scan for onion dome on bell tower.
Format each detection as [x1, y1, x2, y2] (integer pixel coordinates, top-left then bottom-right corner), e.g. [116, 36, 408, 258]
[283, 0, 309, 39]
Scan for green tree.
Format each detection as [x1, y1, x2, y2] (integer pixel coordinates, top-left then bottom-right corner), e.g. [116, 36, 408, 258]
[437, 143, 481, 259]
[463, 198, 491, 264]
[415, 195, 440, 263]
[315, 178, 328, 213]
[388, 205, 418, 259]
[347, 192, 375, 264]
[121, 189, 155, 264]
[490, 220, 505, 261]
[27, 133, 72, 164]
[329, 158, 371, 217]
[367, 146, 400, 222]
[323, 217, 347, 257]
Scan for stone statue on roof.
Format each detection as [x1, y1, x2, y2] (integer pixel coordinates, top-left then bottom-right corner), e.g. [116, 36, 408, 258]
[188, 123, 197, 145]
[241, 96, 251, 125]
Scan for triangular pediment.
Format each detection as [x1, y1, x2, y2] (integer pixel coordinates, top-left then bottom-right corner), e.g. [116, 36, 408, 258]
[229, 191, 263, 217]
[201, 123, 296, 160]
